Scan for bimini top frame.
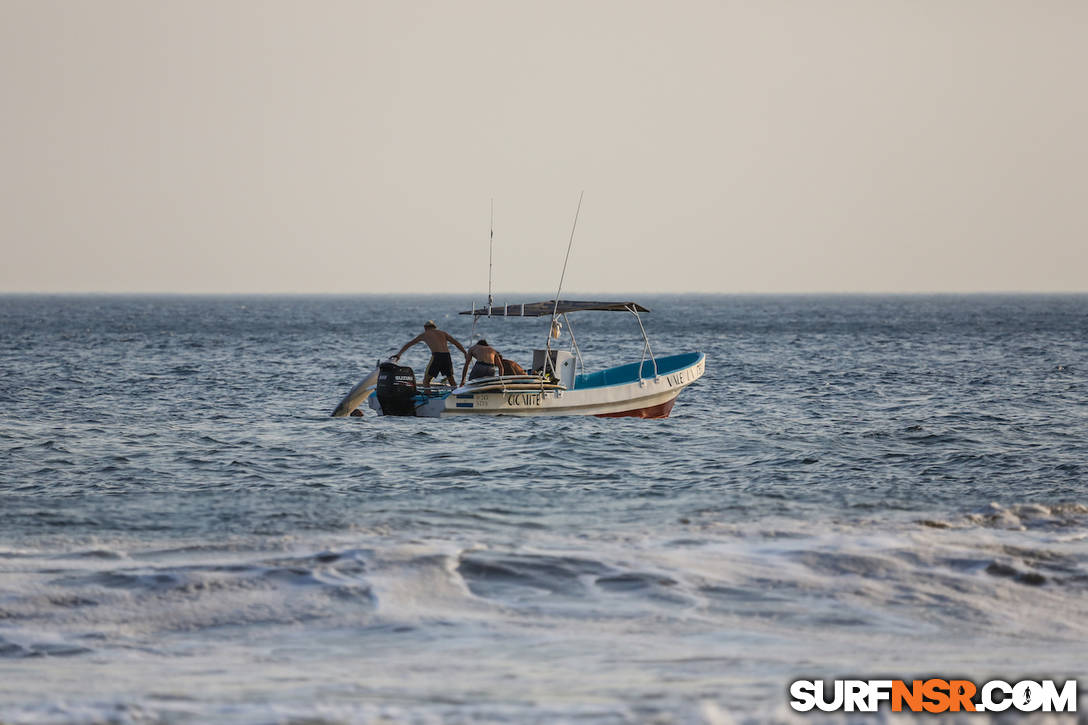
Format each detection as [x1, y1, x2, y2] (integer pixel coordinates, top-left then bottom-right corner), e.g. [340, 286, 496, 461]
[459, 300, 650, 317]
[460, 299, 659, 384]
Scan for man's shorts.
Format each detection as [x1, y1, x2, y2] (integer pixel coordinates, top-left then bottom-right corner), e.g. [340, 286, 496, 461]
[469, 362, 498, 380]
[426, 352, 454, 381]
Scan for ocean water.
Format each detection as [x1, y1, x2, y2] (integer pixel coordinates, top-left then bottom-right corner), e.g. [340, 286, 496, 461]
[1, 294, 1086, 724]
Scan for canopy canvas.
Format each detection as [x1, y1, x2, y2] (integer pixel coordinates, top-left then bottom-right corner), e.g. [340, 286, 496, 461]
[460, 300, 650, 317]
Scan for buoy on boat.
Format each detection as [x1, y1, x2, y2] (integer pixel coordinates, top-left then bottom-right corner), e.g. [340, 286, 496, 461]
[550, 318, 562, 339]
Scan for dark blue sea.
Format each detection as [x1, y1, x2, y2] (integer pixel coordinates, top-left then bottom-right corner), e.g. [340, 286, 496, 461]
[1, 294, 1086, 724]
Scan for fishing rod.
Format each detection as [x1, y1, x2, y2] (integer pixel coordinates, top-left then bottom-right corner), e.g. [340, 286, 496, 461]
[551, 191, 584, 321]
[545, 191, 584, 370]
[471, 199, 494, 342]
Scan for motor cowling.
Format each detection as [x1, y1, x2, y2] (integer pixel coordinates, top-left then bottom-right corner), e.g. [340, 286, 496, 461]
[376, 362, 418, 416]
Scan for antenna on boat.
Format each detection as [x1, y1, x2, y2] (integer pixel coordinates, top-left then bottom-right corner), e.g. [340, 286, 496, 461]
[487, 198, 494, 318]
[545, 191, 584, 372]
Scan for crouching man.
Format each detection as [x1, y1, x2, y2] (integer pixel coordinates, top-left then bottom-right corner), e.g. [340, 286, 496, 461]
[462, 339, 505, 385]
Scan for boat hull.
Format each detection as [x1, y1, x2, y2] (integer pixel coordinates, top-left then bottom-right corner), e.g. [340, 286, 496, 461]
[594, 397, 676, 419]
[408, 352, 705, 418]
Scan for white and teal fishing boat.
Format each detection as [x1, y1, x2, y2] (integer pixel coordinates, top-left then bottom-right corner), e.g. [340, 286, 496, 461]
[331, 196, 704, 419]
[332, 299, 705, 419]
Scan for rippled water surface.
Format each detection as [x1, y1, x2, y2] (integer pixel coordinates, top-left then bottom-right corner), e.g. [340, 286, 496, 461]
[1, 294, 1086, 724]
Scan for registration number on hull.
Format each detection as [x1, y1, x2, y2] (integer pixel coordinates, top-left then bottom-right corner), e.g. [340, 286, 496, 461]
[505, 392, 543, 407]
[457, 392, 545, 410]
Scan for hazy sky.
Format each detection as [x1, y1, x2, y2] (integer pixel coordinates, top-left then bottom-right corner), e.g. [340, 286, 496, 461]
[2, 1, 1085, 294]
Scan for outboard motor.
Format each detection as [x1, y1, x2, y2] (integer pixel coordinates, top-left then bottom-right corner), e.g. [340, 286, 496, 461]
[376, 361, 418, 416]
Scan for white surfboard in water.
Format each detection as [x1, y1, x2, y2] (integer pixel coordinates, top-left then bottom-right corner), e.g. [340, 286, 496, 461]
[330, 366, 381, 417]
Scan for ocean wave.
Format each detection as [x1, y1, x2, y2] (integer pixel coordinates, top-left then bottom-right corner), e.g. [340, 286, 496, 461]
[0, 547, 378, 639]
[920, 502, 1088, 531]
[0, 632, 93, 659]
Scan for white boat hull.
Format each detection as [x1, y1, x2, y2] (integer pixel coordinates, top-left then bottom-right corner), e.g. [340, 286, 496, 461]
[413, 353, 705, 418]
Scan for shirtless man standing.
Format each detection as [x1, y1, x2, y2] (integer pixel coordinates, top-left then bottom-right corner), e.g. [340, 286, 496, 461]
[393, 321, 467, 387]
[462, 339, 504, 385]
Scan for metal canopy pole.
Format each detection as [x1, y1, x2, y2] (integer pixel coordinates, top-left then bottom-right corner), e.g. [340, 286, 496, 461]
[562, 313, 585, 376]
[628, 306, 658, 381]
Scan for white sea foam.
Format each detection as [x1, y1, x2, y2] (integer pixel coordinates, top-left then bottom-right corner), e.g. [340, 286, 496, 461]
[2, 516, 1087, 723]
